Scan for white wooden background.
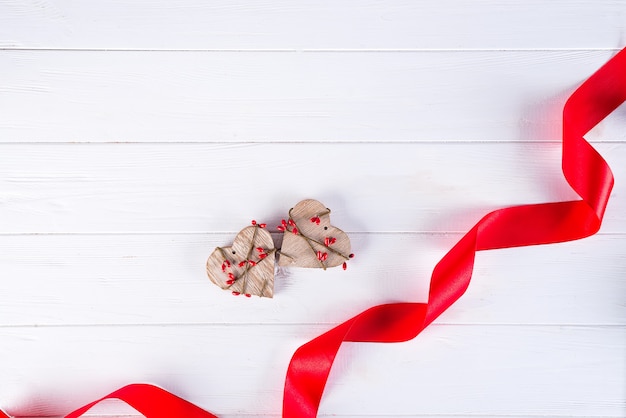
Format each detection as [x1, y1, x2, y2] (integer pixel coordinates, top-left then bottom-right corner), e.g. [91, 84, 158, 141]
[1, 1, 625, 417]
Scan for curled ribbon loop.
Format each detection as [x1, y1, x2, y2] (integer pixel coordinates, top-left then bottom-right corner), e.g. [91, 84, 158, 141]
[1, 385, 217, 418]
[282, 48, 625, 417]
[64, 384, 217, 418]
[1, 48, 624, 418]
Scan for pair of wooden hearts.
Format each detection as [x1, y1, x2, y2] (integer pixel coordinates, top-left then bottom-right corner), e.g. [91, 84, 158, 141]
[206, 199, 353, 298]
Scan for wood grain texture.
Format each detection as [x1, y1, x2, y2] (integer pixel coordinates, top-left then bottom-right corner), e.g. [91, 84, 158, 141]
[0, 325, 623, 417]
[0, 0, 625, 50]
[206, 225, 276, 298]
[1, 50, 625, 143]
[0, 2, 625, 417]
[0, 142, 625, 234]
[0, 233, 623, 327]
[277, 199, 352, 269]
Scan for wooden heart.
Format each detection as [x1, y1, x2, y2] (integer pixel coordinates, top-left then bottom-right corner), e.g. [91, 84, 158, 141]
[277, 199, 352, 269]
[206, 225, 276, 298]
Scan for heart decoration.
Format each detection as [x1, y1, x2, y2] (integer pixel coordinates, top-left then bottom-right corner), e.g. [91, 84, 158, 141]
[277, 199, 353, 270]
[3, 47, 622, 418]
[206, 200, 353, 297]
[206, 224, 276, 298]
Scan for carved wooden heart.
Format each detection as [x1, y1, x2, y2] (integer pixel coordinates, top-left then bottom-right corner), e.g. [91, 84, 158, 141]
[206, 225, 276, 298]
[277, 199, 352, 269]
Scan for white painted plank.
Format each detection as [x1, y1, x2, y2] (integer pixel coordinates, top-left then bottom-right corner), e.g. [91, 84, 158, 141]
[1, 142, 624, 233]
[0, 8, 624, 418]
[0, 325, 622, 416]
[1, 50, 624, 143]
[0, 233, 622, 326]
[0, 0, 625, 50]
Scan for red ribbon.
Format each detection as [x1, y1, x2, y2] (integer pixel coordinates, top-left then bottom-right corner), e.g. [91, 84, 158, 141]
[66, 384, 216, 418]
[2, 48, 624, 418]
[0, 384, 216, 418]
[283, 47, 624, 417]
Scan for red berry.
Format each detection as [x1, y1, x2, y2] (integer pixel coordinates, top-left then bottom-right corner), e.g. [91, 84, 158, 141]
[259, 253, 267, 259]
[251, 220, 257, 225]
[259, 223, 266, 228]
[232, 291, 240, 296]
[277, 225, 285, 232]
[238, 261, 246, 268]
[226, 279, 234, 285]
[281, 219, 287, 226]
[245, 294, 251, 298]
[248, 260, 256, 267]
[317, 250, 322, 260]
[324, 237, 330, 246]
[288, 219, 295, 227]
[292, 227, 298, 235]
[321, 252, 328, 261]
[342, 262, 347, 270]
[228, 272, 235, 280]
[349, 253, 354, 258]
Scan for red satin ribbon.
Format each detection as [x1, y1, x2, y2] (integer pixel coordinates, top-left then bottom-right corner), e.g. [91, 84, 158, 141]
[0, 384, 216, 418]
[1, 48, 624, 418]
[282, 48, 625, 417]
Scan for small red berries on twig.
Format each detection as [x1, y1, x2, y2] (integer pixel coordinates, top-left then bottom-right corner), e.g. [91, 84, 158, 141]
[316, 251, 329, 261]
